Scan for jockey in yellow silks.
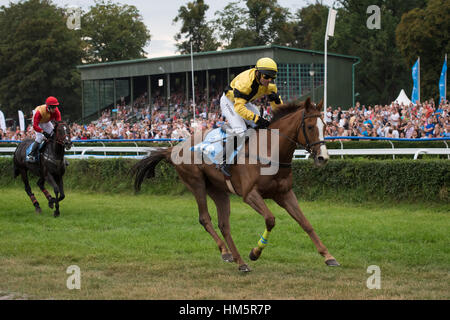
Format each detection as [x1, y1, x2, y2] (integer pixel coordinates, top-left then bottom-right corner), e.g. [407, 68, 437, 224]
[219, 57, 283, 176]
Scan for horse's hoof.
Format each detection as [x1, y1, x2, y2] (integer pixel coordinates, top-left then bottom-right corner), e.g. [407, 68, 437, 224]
[249, 248, 261, 261]
[222, 253, 234, 263]
[48, 199, 55, 209]
[53, 211, 60, 218]
[325, 259, 340, 267]
[35, 207, 42, 214]
[238, 264, 251, 272]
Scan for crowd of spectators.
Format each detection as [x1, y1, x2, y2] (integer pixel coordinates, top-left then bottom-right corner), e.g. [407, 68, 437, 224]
[0, 91, 449, 141]
[323, 100, 449, 139]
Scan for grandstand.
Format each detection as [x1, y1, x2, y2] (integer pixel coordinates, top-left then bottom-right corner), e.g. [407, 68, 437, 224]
[77, 44, 359, 123]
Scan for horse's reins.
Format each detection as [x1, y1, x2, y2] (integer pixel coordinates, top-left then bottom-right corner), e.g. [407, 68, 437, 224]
[267, 109, 326, 158]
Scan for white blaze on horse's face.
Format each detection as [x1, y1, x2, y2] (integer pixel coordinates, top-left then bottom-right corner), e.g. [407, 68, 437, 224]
[62, 125, 69, 142]
[316, 118, 329, 160]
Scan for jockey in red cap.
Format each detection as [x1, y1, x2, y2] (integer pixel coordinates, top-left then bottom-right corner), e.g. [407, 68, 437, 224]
[26, 96, 62, 162]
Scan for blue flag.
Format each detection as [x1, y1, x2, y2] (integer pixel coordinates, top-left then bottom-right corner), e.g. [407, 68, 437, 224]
[439, 59, 447, 105]
[411, 59, 419, 104]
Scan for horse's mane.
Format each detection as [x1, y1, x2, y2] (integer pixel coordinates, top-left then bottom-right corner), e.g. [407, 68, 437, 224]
[270, 100, 305, 124]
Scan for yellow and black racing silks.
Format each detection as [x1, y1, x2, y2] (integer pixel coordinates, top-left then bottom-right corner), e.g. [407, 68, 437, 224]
[224, 68, 283, 123]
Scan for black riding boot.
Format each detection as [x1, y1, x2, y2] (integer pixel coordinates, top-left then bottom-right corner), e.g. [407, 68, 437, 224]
[27, 142, 40, 162]
[219, 135, 239, 177]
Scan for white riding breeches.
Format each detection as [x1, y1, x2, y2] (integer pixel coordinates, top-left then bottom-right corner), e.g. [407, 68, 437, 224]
[35, 122, 54, 143]
[220, 93, 260, 134]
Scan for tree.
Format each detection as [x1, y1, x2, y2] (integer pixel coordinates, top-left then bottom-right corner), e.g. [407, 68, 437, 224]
[82, 0, 151, 63]
[290, 2, 329, 50]
[0, 0, 82, 120]
[173, 0, 220, 53]
[328, 0, 427, 105]
[396, 0, 450, 102]
[214, 0, 293, 49]
[212, 1, 246, 48]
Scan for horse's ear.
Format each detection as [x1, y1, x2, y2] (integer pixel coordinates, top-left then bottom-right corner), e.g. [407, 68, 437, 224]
[305, 97, 312, 112]
[317, 99, 324, 110]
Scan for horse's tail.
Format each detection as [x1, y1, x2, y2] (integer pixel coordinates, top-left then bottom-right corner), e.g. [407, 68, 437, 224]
[13, 143, 24, 178]
[131, 147, 172, 192]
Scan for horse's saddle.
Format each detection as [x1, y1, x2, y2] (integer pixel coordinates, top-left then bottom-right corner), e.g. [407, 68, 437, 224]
[190, 126, 244, 165]
[25, 141, 45, 163]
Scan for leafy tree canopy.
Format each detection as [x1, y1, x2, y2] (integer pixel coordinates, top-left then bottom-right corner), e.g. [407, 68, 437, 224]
[0, 0, 81, 119]
[81, 0, 151, 63]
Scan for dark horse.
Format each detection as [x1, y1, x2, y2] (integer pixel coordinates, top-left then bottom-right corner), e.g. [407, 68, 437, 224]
[132, 98, 339, 271]
[13, 122, 72, 217]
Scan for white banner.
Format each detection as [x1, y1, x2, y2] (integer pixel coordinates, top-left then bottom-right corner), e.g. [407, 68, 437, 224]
[326, 8, 337, 37]
[18, 110, 25, 132]
[0, 110, 6, 131]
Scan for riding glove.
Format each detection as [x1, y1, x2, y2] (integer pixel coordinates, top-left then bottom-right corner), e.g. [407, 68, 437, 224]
[268, 92, 281, 105]
[255, 117, 270, 129]
[43, 131, 52, 139]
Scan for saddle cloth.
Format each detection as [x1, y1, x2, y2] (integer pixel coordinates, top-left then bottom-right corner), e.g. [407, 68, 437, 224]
[26, 141, 45, 163]
[190, 127, 244, 165]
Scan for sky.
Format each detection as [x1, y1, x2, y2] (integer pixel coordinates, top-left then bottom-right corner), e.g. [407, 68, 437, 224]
[0, 0, 335, 58]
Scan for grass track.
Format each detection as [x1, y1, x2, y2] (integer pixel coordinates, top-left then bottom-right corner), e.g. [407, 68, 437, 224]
[0, 187, 448, 300]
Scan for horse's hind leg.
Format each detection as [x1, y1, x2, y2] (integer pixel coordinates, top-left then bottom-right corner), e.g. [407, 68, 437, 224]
[46, 174, 60, 217]
[192, 187, 231, 261]
[274, 190, 339, 266]
[37, 176, 55, 209]
[207, 187, 249, 271]
[20, 169, 41, 214]
[179, 172, 232, 264]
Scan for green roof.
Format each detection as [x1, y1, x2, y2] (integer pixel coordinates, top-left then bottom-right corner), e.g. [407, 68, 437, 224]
[77, 44, 359, 69]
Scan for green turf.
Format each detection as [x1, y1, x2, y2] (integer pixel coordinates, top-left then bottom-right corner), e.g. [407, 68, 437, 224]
[0, 187, 448, 300]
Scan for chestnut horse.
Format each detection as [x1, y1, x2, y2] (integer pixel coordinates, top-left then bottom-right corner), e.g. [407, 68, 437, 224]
[13, 122, 72, 217]
[132, 98, 339, 271]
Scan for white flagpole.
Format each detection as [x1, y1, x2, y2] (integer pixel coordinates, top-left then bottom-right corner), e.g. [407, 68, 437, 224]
[191, 41, 196, 122]
[418, 57, 420, 103]
[324, 30, 328, 114]
[324, 8, 337, 114]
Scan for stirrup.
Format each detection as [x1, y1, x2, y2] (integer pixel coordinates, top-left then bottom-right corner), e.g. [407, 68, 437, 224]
[26, 155, 37, 163]
[219, 163, 231, 177]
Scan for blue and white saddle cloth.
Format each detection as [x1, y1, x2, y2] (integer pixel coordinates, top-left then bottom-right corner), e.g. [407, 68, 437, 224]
[190, 128, 244, 165]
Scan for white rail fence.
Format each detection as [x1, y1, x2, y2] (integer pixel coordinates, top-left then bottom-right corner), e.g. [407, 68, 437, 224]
[1, 145, 449, 160]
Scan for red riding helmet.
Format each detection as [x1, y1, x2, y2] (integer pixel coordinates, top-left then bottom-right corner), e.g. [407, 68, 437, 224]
[46, 96, 59, 106]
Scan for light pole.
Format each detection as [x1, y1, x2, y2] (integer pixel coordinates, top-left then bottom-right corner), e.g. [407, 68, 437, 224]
[309, 63, 315, 103]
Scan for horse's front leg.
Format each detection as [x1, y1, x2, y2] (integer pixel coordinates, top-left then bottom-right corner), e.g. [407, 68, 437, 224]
[243, 189, 276, 262]
[57, 177, 65, 202]
[37, 176, 55, 209]
[274, 190, 339, 266]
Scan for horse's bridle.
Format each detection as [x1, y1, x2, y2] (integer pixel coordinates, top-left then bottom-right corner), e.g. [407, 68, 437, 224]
[52, 124, 71, 148]
[276, 109, 326, 155]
